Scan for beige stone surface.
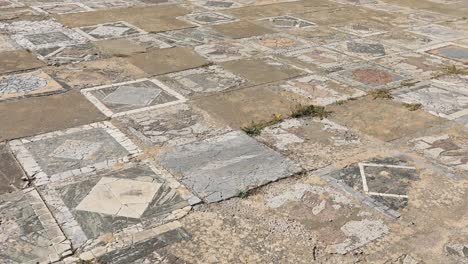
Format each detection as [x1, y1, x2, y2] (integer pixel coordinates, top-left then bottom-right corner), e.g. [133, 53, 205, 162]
[0, 50, 44, 75]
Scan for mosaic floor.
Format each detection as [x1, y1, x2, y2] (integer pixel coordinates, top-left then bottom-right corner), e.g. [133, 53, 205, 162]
[0, 0, 467, 263]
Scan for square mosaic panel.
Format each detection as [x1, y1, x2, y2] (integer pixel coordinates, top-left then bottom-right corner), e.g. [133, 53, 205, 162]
[190, 0, 242, 10]
[0, 20, 87, 50]
[393, 82, 468, 122]
[31, 3, 94, 14]
[37, 162, 196, 252]
[377, 30, 442, 51]
[35, 43, 105, 65]
[325, 39, 404, 61]
[287, 46, 362, 72]
[158, 131, 301, 203]
[76, 21, 146, 41]
[276, 74, 365, 106]
[154, 27, 225, 47]
[324, 157, 420, 216]
[374, 52, 452, 80]
[116, 103, 232, 147]
[158, 65, 246, 97]
[329, 63, 407, 91]
[0, 188, 71, 264]
[194, 40, 259, 62]
[257, 16, 316, 30]
[0, 70, 65, 100]
[127, 34, 173, 49]
[407, 24, 466, 41]
[178, 12, 238, 26]
[9, 122, 141, 185]
[82, 79, 186, 117]
[247, 33, 315, 56]
[423, 43, 468, 64]
[331, 21, 389, 37]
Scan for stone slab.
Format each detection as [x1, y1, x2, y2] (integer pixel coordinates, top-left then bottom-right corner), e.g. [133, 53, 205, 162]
[194, 40, 260, 62]
[154, 27, 225, 47]
[94, 38, 147, 57]
[0, 91, 107, 141]
[157, 131, 301, 203]
[211, 20, 275, 39]
[0, 50, 44, 75]
[0, 144, 26, 194]
[126, 47, 209, 76]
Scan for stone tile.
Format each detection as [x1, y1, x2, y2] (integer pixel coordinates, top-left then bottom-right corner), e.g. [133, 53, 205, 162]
[0, 70, 65, 100]
[94, 38, 147, 57]
[157, 65, 246, 98]
[273, 74, 366, 106]
[82, 79, 186, 117]
[0, 20, 87, 50]
[0, 50, 44, 75]
[37, 162, 193, 252]
[179, 12, 238, 26]
[76, 21, 146, 41]
[190, 0, 242, 10]
[256, 118, 368, 170]
[407, 24, 466, 41]
[0, 34, 16, 52]
[326, 157, 419, 213]
[116, 103, 231, 147]
[126, 34, 173, 50]
[154, 27, 225, 47]
[194, 39, 260, 62]
[285, 46, 363, 72]
[0, 188, 72, 264]
[289, 26, 357, 46]
[407, 10, 458, 23]
[193, 84, 297, 128]
[47, 58, 147, 89]
[10, 121, 140, 185]
[126, 47, 209, 76]
[423, 43, 468, 64]
[257, 15, 317, 30]
[329, 63, 408, 91]
[220, 57, 305, 85]
[393, 81, 468, 123]
[373, 52, 452, 81]
[247, 33, 314, 56]
[157, 131, 301, 203]
[331, 20, 390, 37]
[35, 43, 107, 65]
[329, 98, 444, 142]
[0, 91, 107, 141]
[325, 39, 405, 61]
[211, 20, 275, 39]
[0, 144, 26, 195]
[31, 3, 94, 14]
[376, 30, 442, 50]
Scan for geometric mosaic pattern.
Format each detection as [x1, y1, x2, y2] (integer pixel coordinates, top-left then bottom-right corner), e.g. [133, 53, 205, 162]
[258, 15, 316, 29]
[0, 70, 65, 100]
[82, 79, 186, 117]
[76, 21, 146, 41]
[31, 3, 94, 14]
[424, 43, 468, 64]
[179, 11, 239, 26]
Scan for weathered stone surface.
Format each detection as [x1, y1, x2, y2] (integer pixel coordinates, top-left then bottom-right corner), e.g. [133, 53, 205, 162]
[0, 91, 107, 141]
[0, 144, 26, 194]
[0, 70, 64, 100]
[211, 20, 274, 39]
[158, 131, 301, 202]
[94, 38, 147, 57]
[0, 50, 44, 74]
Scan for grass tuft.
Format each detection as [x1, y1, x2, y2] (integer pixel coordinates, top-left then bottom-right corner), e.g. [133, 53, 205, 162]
[369, 89, 393, 100]
[402, 103, 422, 111]
[291, 104, 331, 119]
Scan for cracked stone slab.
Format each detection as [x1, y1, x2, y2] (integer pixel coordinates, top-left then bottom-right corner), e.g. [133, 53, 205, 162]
[256, 117, 371, 171]
[0, 188, 72, 264]
[273, 74, 365, 106]
[328, 98, 445, 142]
[178, 11, 239, 26]
[325, 39, 405, 61]
[257, 15, 317, 30]
[423, 43, 468, 64]
[407, 24, 466, 41]
[47, 57, 147, 89]
[76, 21, 146, 41]
[0, 144, 26, 195]
[35, 43, 107, 65]
[329, 63, 408, 91]
[0, 70, 65, 100]
[393, 81, 468, 123]
[9, 121, 141, 185]
[211, 21, 275, 39]
[157, 65, 246, 98]
[157, 131, 301, 203]
[194, 39, 260, 62]
[82, 78, 186, 117]
[0, 20, 87, 50]
[126, 47, 209, 76]
[37, 162, 194, 253]
[220, 57, 305, 86]
[115, 103, 232, 148]
[0, 50, 44, 75]
[154, 27, 225, 47]
[247, 33, 315, 56]
[31, 3, 94, 14]
[325, 157, 420, 214]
